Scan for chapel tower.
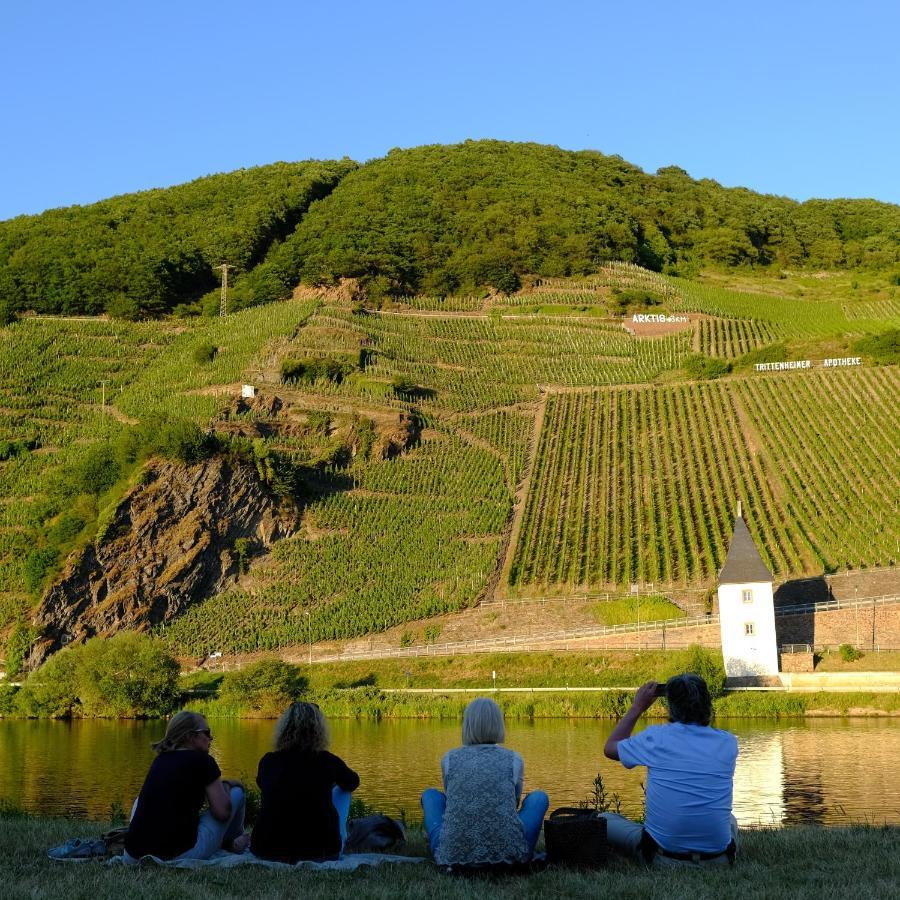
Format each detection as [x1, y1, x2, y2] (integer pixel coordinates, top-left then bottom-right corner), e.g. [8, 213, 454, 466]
[717, 503, 779, 677]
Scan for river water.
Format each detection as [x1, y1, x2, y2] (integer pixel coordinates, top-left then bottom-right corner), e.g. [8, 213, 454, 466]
[2, 718, 898, 825]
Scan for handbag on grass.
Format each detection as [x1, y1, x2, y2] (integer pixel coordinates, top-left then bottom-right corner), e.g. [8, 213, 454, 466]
[543, 807, 609, 868]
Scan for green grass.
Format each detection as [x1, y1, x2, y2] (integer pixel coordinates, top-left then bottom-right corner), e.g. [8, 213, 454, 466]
[590, 597, 686, 626]
[814, 650, 900, 672]
[2, 813, 897, 899]
[186, 650, 710, 692]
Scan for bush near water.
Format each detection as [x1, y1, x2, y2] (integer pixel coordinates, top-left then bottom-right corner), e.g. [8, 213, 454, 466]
[9, 641, 899, 721]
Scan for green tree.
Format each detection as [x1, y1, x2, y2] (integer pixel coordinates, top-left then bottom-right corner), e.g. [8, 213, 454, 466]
[219, 658, 307, 715]
[75, 633, 179, 717]
[18, 633, 179, 718]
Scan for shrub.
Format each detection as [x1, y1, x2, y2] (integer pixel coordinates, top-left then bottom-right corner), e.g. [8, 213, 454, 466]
[735, 342, 789, 369]
[399, 631, 414, 648]
[219, 658, 307, 715]
[682, 644, 727, 700]
[74, 633, 180, 717]
[0, 437, 38, 461]
[72, 445, 121, 497]
[148, 418, 217, 464]
[853, 329, 899, 366]
[610, 288, 664, 315]
[4, 624, 41, 678]
[16, 646, 80, 718]
[839, 643, 863, 663]
[23, 548, 58, 595]
[391, 376, 417, 396]
[17, 633, 180, 718]
[683, 354, 732, 380]
[0, 682, 19, 716]
[192, 342, 218, 364]
[280, 355, 356, 384]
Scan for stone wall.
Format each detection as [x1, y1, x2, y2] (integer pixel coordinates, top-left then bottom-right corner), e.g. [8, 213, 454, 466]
[775, 602, 900, 650]
[779, 651, 815, 673]
[562, 603, 900, 654]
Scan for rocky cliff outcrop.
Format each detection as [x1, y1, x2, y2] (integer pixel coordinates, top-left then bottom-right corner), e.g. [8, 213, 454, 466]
[27, 455, 298, 667]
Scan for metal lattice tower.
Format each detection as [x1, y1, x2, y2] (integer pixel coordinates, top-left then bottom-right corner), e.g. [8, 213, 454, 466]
[216, 263, 232, 317]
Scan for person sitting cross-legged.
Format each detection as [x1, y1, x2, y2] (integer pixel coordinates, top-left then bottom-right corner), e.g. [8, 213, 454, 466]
[602, 673, 739, 867]
[124, 711, 248, 861]
[421, 697, 549, 869]
[250, 701, 360, 863]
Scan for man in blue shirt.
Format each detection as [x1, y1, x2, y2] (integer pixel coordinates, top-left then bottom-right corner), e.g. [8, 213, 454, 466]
[603, 673, 738, 866]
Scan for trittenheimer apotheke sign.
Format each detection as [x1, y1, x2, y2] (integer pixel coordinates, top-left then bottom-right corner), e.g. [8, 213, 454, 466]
[754, 357, 861, 372]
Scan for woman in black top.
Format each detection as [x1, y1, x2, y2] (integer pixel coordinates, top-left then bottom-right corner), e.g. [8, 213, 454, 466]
[125, 711, 248, 860]
[251, 701, 360, 863]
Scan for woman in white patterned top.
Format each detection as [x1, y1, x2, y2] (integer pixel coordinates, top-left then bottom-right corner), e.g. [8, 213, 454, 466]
[420, 697, 549, 868]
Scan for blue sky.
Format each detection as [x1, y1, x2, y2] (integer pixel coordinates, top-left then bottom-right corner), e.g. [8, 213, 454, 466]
[2, 0, 898, 219]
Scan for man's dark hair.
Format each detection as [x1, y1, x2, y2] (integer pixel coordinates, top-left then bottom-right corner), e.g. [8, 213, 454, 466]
[666, 673, 712, 726]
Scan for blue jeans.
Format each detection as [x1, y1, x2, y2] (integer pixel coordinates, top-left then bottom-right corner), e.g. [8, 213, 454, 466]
[332, 785, 352, 851]
[420, 788, 549, 858]
[124, 786, 246, 862]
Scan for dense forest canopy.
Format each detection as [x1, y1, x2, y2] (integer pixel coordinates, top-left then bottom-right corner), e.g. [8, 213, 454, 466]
[1, 141, 898, 316]
[0, 160, 356, 319]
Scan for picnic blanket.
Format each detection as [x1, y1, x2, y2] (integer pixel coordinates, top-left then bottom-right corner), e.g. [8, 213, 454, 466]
[107, 849, 426, 871]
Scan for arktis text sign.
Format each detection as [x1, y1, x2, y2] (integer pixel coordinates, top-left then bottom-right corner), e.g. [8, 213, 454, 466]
[755, 357, 861, 372]
[631, 314, 689, 323]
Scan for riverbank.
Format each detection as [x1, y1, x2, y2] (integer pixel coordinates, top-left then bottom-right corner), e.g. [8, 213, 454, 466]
[2, 813, 897, 900]
[5, 644, 898, 721]
[187, 687, 900, 720]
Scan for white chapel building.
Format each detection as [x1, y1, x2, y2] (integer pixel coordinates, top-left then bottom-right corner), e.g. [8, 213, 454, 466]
[717, 505, 779, 677]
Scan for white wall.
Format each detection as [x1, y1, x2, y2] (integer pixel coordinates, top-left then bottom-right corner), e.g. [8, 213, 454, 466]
[718, 581, 779, 676]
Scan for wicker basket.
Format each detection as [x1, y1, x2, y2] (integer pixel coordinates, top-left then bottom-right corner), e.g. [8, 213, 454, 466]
[543, 807, 609, 868]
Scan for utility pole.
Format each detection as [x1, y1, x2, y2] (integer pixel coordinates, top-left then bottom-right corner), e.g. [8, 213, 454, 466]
[216, 263, 233, 317]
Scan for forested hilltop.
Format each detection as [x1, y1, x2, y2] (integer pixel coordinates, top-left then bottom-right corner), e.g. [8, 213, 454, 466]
[0, 160, 356, 320]
[2, 141, 899, 319]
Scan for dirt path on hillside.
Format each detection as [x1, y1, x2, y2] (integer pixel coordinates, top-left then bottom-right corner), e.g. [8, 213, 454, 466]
[494, 391, 548, 599]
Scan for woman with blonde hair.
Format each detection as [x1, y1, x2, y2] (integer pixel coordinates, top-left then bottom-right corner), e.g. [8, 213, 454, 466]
[250, 701, 360, 862]
[124, 711, 248, 860]
[421, 696, 549, 868]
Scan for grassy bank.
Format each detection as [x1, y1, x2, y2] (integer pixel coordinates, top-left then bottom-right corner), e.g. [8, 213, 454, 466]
[189, 687, 900, 721]
[184, 649, 715, 692]
[180, 649, 900, 720]
[2, 813, 897, 900]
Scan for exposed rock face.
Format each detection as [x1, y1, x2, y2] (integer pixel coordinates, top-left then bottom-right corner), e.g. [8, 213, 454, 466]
[28, 455, 298, 667]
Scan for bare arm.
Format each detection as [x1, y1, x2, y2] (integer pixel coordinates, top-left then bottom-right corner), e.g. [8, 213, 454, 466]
[604, 682, 659, 761]
[205, 778, 233, 822]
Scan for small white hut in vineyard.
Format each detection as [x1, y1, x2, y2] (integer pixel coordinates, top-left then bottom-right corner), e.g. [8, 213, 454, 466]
[718, 504, 779, 677]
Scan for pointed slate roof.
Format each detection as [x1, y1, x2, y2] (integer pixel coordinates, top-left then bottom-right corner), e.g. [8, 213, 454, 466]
[718, 515, 773, 585]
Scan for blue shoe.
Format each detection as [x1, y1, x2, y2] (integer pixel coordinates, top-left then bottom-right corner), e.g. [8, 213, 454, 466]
[48, 838, 108, 861]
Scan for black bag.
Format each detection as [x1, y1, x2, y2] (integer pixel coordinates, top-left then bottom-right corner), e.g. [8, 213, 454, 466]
[543, 807, 609, 868]
[345, 814, 406, 853]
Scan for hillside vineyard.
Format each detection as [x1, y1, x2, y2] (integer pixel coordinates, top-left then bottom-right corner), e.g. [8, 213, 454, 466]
[1, 255, 898, 658]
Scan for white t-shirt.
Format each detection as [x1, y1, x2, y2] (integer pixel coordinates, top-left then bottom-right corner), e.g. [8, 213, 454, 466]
[618, 722, 738, 854]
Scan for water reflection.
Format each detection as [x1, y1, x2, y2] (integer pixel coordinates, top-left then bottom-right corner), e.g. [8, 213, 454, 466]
[1, 718, 898, 825]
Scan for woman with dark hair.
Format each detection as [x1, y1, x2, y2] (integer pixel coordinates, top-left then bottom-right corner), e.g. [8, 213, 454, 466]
[602, 673, 738, 867]
[124, 711, 248, 861]
[250, 701, 360, 863]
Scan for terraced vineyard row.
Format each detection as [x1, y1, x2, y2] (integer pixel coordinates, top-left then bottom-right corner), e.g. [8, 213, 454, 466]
[162, 435, 511, 654]
[671, 280, 855, 337]
[696, 316, 781, 358]
[295, 306, 692, 412]
[733, 368, 900, 571]
[453, 408, 534, 490]
[509, 367, 899, 592]
[842, 297, 900, 323]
